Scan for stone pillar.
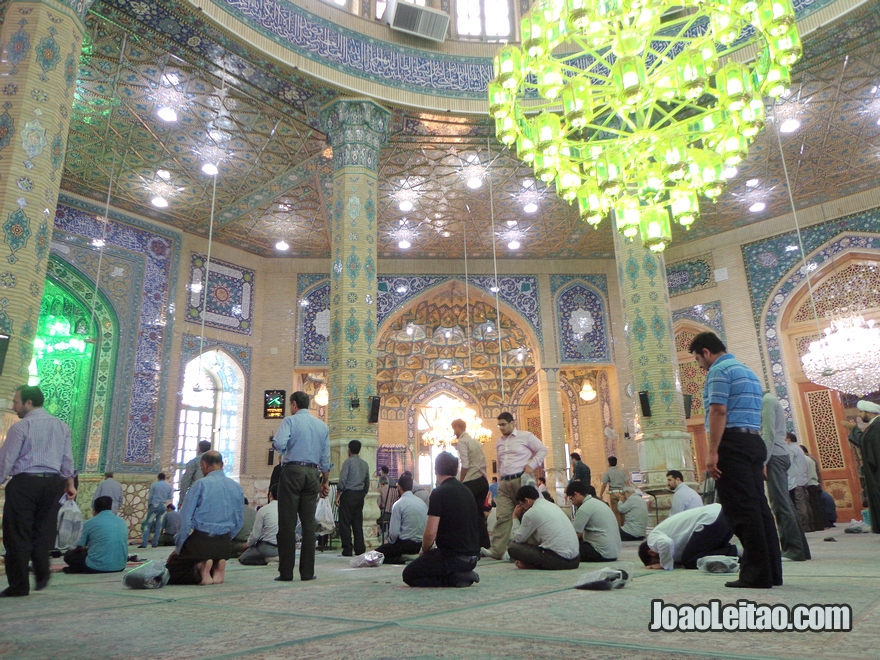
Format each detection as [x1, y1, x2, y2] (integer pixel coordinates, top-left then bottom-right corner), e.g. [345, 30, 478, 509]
[612, 222, 693, 490]
[0, 0, 96, 436]
[537, 368, 568, 500]
[320, 99, 389, 542]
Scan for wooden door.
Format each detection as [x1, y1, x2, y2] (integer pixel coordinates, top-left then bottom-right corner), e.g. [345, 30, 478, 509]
[797, 382, 862, 522]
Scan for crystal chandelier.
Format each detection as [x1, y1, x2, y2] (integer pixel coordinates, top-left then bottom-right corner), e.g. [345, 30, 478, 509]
[801, 317, 880, 396]
[488, 0, 803, 252]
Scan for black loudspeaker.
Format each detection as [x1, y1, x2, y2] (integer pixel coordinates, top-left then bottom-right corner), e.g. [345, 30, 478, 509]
[0, 334, 8, 376]
[683, 394, 693, 419]
[638, 390, 652, 417]
[367, 396, 381, 423]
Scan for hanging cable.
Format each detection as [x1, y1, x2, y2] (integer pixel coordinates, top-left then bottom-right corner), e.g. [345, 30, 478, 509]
[486, 137, 506, 406]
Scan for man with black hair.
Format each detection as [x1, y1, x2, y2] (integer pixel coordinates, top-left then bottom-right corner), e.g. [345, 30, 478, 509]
[570, 452, 591, 485]
[272, 391, 331, 582]
[63, 496, 128, 574]
[599, 456, 627, 526]
[639, 503, 736, 570]
[565, 480, 620, 562]
[690, 330, 782, 588]
[160, 504, 181, 546]
[238, 485, 280, 565]
[336, 439, 371, 557]
[507, 485, 580, 570]
[179, 439, 212, 507]
[139, 472, 172, 548]
[0, 385, 76, 597]
[453, 418, 490, 549]
[667, 470, 702, 516]
[376, 474, 428, 564]
[402, 452, 480, 588]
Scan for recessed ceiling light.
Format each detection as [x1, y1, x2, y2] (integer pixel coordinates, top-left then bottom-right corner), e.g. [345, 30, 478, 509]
[467, 177, 482, 189]
[156, 107, 177, 122]
[749, 201, 766, 212]
[151, 196, 169, 208]
[440, 230, 451, 238]
[508, 240, 521, 250]
[399, 200, 413, 212]
[91, 238, 105, 248]
[398, 239, 411, 249]
[779, 118, 800, 133]
[523, 203, 538, 213]
[156, 169, 171, 181]
[745, 178, 760, 188]
[201, 163, 218, 176]
[275, 240, 289, 251]
[506, 220, 517, 227]
[444, 331, 451, 338]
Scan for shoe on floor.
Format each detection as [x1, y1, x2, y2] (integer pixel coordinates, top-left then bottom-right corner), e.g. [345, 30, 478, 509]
[0, 588, 27, 598]
[725, 580, 772, 589]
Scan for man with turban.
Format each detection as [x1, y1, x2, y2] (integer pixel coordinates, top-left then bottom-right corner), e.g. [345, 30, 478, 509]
[842, 400, 880, 534]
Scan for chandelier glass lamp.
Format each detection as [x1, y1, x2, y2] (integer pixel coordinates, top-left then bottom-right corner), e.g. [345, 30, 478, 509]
[801, 316, 880, 396]
[488, 0, 803, 252]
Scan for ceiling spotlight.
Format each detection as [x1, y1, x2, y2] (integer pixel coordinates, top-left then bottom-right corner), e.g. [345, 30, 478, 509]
[523, 203, 538, 214]
[506, 220, 517, 227]
[440, 230, 451, 238]
[156, 106, 178, 122]
[399, 200, 413, 212]
[745, 178, 760, 188]
[779, 118, 800, 133]
[508, 240, 521, 250]
[749, 202, 766, 213]
[201, 163, 219, 176]
[406, 324, 414, 336]
[156, 169, 171, 181]
[445, 330, 451, 338]
[398, 239, 411, 249]
[151, 196, 169, 208]
[275, 240, 290, 251]
[91, 238, 105, 248]
[467, 177, 482, 189]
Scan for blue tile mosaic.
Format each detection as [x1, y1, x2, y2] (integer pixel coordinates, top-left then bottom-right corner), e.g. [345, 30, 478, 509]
[186, 252, 255, 336]
[554, 279, 611, 363]
[299, 281, 330, 365]
[508, 371, 581, 450]
[672, 301, 725, 341]
[550, 274, 608, 297]
[666, 254, 715, 297]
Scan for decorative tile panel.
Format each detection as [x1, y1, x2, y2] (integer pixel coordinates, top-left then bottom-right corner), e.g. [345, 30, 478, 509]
[665, 254, 716, 297]
[672, 301, 725, 341]
[299, 281, 330, 365]
[555, 280, 610, 363]
[186, 252, 254, 336]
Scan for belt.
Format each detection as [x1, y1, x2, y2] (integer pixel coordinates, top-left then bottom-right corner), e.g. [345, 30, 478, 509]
[500, 472, 523, 481]
[726, 427, 760, 435]
[284, 461, 320, 469]
[16, 472, 61, 478]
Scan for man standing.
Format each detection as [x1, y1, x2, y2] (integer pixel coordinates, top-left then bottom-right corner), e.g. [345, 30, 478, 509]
[92, 472, 124, 515]
[179, 440, 212, 507]
[376, 473, 428, 564]
[598, 457, 628, 526]
[761, 392, 809, 561]
[690, 331, 782, 588]
[570, 452, 591, 485]
[139, 473, 173, 548]
[842, 400, 880, 533]
[564, 481, 621, 562]
[508, 485, 580, 570]
[271, 391, 331, 582]
[402, 452, 480, 588]
[452, 418, 490, 549]
[617, 486, 649, 541]
[785, 432, 811, 534]
[667, 470, 703, 516]
[336, 440, 371, 557]
[166, 451, 243, 585]
[62, 496, 128, 574]
[484, 412, 547, 560]
[238, 485, 280, 565]
[0, 385, 76, 597]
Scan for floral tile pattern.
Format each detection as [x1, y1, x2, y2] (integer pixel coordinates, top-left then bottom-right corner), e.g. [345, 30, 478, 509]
[186, 252, 254, 336]
[665, 254, 715, 297]
[672, 301, 725, 341]
[554, 279, 611, 363]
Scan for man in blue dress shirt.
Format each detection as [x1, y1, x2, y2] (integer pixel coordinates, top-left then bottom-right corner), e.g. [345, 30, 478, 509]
[165, 451, 243, 585]
[63, 496, 129, 573]
[272, 391, 331, 582]
[690, 331, 781, 589]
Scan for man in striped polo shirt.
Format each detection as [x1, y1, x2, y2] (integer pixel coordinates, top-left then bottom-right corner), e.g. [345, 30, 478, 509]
[690, 332, 782, 589]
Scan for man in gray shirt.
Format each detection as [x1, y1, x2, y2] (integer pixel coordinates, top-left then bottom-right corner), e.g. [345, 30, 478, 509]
[508, 485, 580, 570]
[375, 474, 428, 563]
[617, 486, 649, 540]
[336, 440, 371, 557]
[599, 456, 628, 526]
[453, 419, 490, 548]
[565, 480, 621, 561]
[92, 472, 124, 515]
[762, 392, 809, 561]
[179, 440, 211, 508]
[160, 504, 181, 546]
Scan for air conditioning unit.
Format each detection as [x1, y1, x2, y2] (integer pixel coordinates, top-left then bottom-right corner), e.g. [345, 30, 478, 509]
[385, 0, 450, 43]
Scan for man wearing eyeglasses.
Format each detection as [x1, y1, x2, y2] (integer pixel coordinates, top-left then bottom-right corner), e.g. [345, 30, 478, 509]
[482, 412, 547, 561]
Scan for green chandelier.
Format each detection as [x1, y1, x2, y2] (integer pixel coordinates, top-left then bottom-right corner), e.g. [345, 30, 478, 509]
[489, 0, 802, 251]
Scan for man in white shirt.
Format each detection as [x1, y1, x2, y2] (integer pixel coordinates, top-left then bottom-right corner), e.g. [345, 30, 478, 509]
[507, 485, 579, 570]
[565, 480, 620, 561]
[638, 503, 736, 570]
[238, 485, 279, 565]
[453, 419, 490, 549]
[375, 474, 428, 564]
[484, 412, 548, 560]
[667, 470, 703, 516]
[785, 432, 811, 533]
[617, 486, 649, 541]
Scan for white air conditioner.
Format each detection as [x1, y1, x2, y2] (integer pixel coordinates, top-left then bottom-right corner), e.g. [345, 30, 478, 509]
[385, 0, 450, 43]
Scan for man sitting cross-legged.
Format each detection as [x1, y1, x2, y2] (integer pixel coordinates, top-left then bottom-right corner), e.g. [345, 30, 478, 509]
[376, 473, 428, 564]
[565, 481, 621, 562]
[238, 485, 280, 565]
[507, 485, 580, 570]
[63, 496, 128, 574]
[166, 451, 244, 585]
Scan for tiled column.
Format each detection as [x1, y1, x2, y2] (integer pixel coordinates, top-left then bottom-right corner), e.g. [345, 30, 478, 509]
[613, 223, 693, 489]
[537, 368, 568, 500]
[320, 100, 389, 540]
[0, 0, 95, 436]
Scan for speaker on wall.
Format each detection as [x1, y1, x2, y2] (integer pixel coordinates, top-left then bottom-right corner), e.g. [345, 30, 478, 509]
[638, 390, 652, 417]
[0, 334, 9, 376]
[683, 394, 693, 419]
[367, 395, 381, 423]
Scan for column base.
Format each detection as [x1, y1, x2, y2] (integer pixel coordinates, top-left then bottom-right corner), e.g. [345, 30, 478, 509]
[639, 429, 696, 489]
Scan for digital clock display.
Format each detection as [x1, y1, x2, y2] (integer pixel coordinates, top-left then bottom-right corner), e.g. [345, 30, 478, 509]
[264, 390, 285, 419]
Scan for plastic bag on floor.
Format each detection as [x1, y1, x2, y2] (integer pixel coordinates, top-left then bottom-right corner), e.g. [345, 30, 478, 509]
[350, 550, 384, 568]
[56, 498, 83, 551]
[697, 555, 739, 574]
[315, 497, 335, 535]
[123, 560, 170, 589]
[575, 562, 633, 591]
[845, 520, 870, 534]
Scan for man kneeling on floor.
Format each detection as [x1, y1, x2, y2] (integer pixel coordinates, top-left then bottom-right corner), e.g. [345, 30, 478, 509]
[63, 496, 128, 574]
[638, 503, 737, 571]
[402, 452, 480, 587]
[166, 451, 244, 585]
[565, 481, 621, 562]
[377, 473, 428, 564]
[508, 485, 580, 570]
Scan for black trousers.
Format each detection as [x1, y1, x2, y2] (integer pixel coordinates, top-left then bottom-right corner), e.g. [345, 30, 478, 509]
[402, 549, 478, 587]
[165, 531, 233, 585]
[462, 475, 491, 549]
[510, 542, 580, 570]
[62, 547, 121, 574]
[715, 430, 782, 587]
[376, 537, 422, 564]
[277, 463, 321, 580]
[338, 489, 367, 556]
[680, 514, 735, 569]
[577, 540, 616, 563]
[2, 473, 65, 595]
[619, 529, 645, 541]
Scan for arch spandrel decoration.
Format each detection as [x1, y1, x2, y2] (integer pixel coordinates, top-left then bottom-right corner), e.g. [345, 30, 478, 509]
[406, 380, 481, 448]
[508, 372, 581, 450]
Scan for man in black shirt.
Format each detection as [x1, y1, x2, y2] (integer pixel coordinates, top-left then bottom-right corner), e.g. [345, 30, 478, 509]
[402, 452, 480, 588]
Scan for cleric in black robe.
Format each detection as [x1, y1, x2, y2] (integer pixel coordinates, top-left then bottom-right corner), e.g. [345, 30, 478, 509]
[842, 400, 880, 534]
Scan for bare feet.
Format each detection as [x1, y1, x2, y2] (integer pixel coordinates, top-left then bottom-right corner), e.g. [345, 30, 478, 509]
[515, 560, 535, 570]
[198, 559, 214, 585]
[211, 559, 227, 584]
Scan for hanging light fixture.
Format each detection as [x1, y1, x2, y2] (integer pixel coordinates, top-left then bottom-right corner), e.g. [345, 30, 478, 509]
[580, 377, 597, 402]
[315, 383, 329, 407]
